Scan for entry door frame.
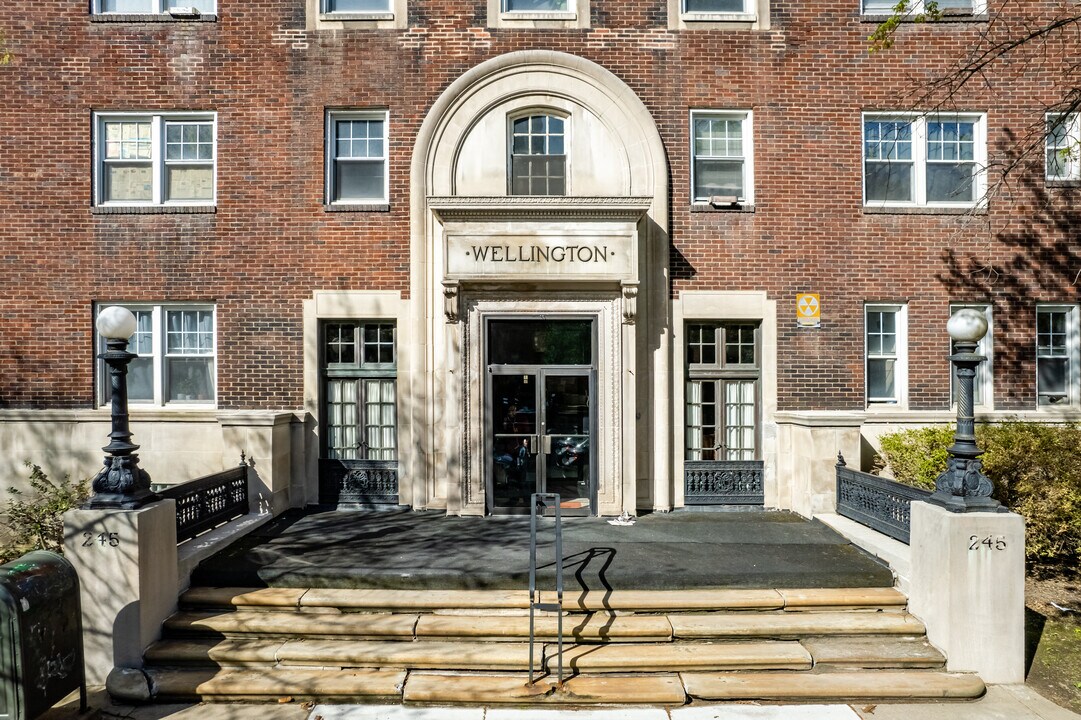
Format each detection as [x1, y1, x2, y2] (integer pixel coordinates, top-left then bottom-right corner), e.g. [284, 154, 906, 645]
[458, 292, 628, 516]
[485, 365, 598, 514]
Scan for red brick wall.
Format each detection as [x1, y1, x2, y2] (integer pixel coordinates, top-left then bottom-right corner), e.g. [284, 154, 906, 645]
[0, 0, 1076, 411]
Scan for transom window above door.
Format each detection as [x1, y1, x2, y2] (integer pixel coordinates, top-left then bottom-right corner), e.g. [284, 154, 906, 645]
[509, 113, 566, 196]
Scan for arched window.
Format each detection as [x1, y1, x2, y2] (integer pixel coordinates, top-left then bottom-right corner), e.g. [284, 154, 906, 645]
[509, 113, 566, 196]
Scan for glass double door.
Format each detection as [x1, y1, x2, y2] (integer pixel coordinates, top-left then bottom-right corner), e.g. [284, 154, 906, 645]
[489, 368, 593, 513]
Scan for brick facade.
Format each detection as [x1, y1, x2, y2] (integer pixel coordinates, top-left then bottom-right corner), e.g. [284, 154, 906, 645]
[0, 0, 1077, 415]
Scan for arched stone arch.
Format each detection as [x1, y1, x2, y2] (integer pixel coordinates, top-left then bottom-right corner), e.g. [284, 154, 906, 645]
[402, 50, 672, 516]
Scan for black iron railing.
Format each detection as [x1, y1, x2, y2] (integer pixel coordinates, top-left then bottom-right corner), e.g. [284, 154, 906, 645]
[159, 463, 249, 543]
[835, 453, 931, 545]
[684, 459, 765, 505]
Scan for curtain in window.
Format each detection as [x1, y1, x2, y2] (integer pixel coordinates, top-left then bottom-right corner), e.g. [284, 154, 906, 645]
[327, 380, 359, 460]
[364, 379, 397, 460]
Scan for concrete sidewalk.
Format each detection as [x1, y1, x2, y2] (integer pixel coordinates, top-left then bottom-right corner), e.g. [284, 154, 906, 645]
[43, 685, 1080, 720]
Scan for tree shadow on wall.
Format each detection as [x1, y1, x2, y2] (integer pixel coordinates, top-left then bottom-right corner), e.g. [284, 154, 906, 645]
[935, 140, 1081, 409]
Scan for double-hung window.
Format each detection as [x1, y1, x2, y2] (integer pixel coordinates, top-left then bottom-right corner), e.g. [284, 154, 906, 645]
[323, 0, 389, 12]
[96, 304, 216, 407]
[504, 0, 569, 11]
[691, 111, 753, 204]
[684, 0, 751, 13]
[95, 113, 216, 207]
[327, 111, 389, 205]
[863, 113, 986, 207]
[323, 322, 398, 461]
[950, 303, 993, 408]
[862, 0, 984, 14]
[866, 304, 907, 405]
[1046, 113, 1080, 182]
[1036, 305, 1080, 407]
[92, 0, 215, 14]
[509, 113, 566, 196]
[685, 322, 760, 461]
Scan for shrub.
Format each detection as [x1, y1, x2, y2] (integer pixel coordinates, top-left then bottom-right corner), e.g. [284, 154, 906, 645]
[877, 425, 954, 491]
[877, 422, 1081, 575]
[0, 463, 89, 564]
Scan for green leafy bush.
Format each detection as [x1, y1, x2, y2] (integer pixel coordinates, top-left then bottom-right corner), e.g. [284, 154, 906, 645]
[0, 463, 89, 564]
[877, 422, 1081, 574]
[877, 425, 954, 491]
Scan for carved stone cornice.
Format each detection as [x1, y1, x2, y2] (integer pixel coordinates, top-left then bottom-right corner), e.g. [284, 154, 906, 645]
[428, 195, 653, 222]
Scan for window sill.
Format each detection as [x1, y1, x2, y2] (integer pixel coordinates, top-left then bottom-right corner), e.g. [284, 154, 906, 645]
[318, 11, 394, 20]
[89, 12, 218, 22]
[681, 12, 757, 22]
[92, 205, 216, 215]
[500, 11, 577, 20]
[690, 203, 755, 213]
[860, 12, 987, 23]
[324, 203, 390, 212]
[863, 204, 985, 215]
[1046, 179, 1081, 189]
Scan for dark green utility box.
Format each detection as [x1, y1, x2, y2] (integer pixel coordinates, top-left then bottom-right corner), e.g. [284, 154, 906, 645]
[0, 551, 86, 720]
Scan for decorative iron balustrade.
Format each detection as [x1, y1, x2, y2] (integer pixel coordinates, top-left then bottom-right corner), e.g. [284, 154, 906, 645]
[835, 453, 931, 545]
[684, 460, 765, 505]
[159, 463, 249, 543]
[319, 458, 399, 506]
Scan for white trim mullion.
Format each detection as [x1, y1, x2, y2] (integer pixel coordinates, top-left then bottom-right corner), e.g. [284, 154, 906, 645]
[913, 116, 928, 205]
[152, 306, 164, 406]
[151, 116, 163, 205]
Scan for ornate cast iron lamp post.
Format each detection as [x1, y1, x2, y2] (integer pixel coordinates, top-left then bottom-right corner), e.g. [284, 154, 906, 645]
[928, 308, 1004, 513]
[84, 306, 159, 509]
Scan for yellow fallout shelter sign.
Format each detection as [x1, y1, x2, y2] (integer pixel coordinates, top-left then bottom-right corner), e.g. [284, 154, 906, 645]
[797, 293, 821, 328]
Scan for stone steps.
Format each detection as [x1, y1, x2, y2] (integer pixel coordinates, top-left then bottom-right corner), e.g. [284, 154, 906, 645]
[178, 586, 909, 613]
[141, 667, 984, 704]
[131, 585, 979, 705]
[164, 608, 923, 642]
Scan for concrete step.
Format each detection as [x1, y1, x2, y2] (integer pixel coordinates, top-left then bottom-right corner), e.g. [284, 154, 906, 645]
[164, 611, 419, 639]
[548, 640, 812, 672]
[402, 672, 688, 705]
[682, 669, 985, 701]
[802, 636, 946, 668]
[145, 638, 535, 670]
[147, 667, 405, 702]
[179, 586, 908, 613]
[670, 611, 925, 639]
[165, 608, 924, 643]
[414, 613, 673, 642]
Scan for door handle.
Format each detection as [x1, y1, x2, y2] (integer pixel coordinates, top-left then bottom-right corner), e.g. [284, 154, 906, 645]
[542, 435, 552, 454]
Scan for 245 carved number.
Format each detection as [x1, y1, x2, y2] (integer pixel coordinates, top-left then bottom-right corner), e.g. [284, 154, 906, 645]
[82, 531, 120, 548]
[969, 535, 1007, 551]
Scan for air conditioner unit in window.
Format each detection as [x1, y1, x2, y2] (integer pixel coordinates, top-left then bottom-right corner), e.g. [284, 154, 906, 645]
[709, 195, 740, 209]
[168, 6, 201, 16]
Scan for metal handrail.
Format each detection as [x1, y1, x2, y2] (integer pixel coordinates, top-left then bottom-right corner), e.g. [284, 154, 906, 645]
[529, 492, 563, 687]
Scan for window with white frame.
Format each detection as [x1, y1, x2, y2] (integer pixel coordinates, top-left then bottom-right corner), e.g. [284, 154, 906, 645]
[504, 0, 569, 11]
[866, 304, 907, 405]
[93, 0, 215, 14]
[862, 0, 984, 14]
[323, 322, 398, 461]
[691, 111, 754, 204]
[95, 113, 216, 207]
[685, 322, 760, 461]
[1037, 305, 1080, 407]
[322, 0, 389, 12]
[96, 304, 216, 407]
[863, 113, 986, 207]
[327, 111, 388, 205]
[509, 113, 566, 196]
[1046, 113, 1080, 181]
[950, 303, 993, 408]
[684, 0, 750, 13]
